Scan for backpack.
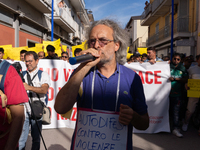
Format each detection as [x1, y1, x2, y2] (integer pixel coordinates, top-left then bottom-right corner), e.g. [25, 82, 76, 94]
[22, 70, 49, 105]
[0, 60, 12, 124]
[0, 60, 11, 93]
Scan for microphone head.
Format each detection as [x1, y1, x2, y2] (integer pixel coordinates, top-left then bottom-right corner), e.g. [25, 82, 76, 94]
[69, 57, 77, 65]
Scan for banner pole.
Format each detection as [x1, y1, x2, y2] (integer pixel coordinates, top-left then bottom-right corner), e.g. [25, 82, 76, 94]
[51, 0, 54, 41]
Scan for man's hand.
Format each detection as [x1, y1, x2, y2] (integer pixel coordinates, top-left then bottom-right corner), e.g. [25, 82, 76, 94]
[119, 104, 134, 125]
[148, 59, 156, 64]
[23, 82, 30, 91]
[168, 77, 174, 81]
[79, 48, 101, 68]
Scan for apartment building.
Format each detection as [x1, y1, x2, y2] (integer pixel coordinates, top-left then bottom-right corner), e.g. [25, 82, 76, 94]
[125, 16, 148, 54]
[0, 0, 93, 53]
[141, 0, 198, 58]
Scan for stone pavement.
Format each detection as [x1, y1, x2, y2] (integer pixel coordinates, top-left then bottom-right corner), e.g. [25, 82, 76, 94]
[25, 124, 200, 150]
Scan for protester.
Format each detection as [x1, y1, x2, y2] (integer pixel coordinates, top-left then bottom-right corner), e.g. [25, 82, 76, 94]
[20, 50, 27, 62]
[183, 56, 193, 70]
[127, 55, 134, 64]
[144, 47, 163, 64]
[19, 51, 50, 150]
[141, 53, 147, 62]
[74, 48, 82, 56]
[182, 54, 200, 135]
[0, 60, 28, 149]
[54, 19, 149, 150]
[45, 45, 59, 59]
[61, 52, 69, 62]
[0, 48, 4, 59]
[134, 52, 141, 62]
[38, 51, 45, 59]
[168, 53, 188, 137]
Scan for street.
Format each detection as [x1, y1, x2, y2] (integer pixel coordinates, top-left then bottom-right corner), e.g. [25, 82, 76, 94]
[25, 124, 199, 150]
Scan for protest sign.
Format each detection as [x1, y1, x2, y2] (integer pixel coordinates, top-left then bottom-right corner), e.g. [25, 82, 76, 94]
[73, 108, 127, 150]
[187, 79, 200, 98]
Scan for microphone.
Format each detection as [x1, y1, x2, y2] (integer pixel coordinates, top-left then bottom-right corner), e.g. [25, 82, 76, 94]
[69, 53, 96, 65]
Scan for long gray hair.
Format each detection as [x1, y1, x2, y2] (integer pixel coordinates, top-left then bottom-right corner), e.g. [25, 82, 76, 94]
[85, 19, 129, 65]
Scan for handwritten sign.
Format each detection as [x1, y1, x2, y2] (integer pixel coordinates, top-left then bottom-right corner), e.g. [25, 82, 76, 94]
[73, 108, 127, 150]
[187, 79, 200, 98]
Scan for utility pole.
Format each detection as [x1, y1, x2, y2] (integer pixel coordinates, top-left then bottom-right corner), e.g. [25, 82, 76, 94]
[197, 0, 200, 55]
[51, 0, 54, 41]
[170, 0, 174, 60]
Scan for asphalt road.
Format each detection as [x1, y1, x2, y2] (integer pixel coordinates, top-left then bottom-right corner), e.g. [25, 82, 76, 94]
[25, 124, 200, 150]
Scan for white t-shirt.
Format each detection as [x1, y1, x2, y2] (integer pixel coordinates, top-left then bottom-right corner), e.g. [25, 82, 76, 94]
[188, 65, 200, 79]
[24, 68, 51, 113]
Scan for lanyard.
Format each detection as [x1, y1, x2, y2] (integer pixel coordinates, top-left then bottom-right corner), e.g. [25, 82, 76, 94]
[91, 65, 120, 112]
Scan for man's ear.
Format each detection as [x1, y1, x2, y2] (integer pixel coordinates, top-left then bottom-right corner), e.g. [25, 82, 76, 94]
[115, 41, 120, 52]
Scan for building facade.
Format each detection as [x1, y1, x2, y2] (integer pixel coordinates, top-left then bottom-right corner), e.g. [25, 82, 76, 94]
[0, 0, 93, 54]
[125, 16, 148, 54]
[141, 0, 199, 58]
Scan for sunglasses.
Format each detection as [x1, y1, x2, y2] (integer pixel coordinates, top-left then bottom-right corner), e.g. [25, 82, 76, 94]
[88, 38, 114, 47]
[173, 58, 180, 61]
[62, 56, 68, 58]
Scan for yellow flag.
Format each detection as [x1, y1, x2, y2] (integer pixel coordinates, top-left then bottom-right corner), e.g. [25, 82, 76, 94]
[127, 47, 132, 60]
[72, 41, 87, 57]
[7, 46, 28, 60]
[137, 48, 147, 55]
[0, 45, 12, 59]
[43, 39, 62, 57]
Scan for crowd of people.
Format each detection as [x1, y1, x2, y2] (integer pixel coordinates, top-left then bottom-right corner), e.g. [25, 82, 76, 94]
[127, 47, 200, 138]
[0, 18, 200, 150]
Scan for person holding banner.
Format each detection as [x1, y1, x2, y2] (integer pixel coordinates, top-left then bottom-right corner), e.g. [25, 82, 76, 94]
[45, 45, 59, 59]
[55, 19, 149, 150]
[20, 50, 27, 62]
[182, 54, 200, 135]
[144, 47, 163, 64]
[168, 53, 188, 137]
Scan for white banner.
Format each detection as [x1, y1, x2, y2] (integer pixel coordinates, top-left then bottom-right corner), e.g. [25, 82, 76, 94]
[15, 60, 171, 133]
[124, 62, 171, 133]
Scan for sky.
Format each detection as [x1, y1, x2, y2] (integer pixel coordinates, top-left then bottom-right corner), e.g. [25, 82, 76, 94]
[84, 0, 148, 28]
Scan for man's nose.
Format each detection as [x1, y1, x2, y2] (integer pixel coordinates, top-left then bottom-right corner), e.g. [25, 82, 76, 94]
[94, 39, 100, 49]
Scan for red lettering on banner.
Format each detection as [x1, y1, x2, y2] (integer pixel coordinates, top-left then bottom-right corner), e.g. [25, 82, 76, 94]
[58, 87, 61, 91]
[145, 71, 153, 84]
[137, 70, 162, 84]
[39, 68, 43, 71]
[51, 68, 58, 81]
[71, 107, 77, 121]
[64, 69, 73, 82]
[154, 71, 162, 84]
[138, 71, 144, 84]
[48, 87, 54, 101]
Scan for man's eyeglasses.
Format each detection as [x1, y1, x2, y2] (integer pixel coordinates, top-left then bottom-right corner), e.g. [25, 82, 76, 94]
[88, 38, 114, 47]
[25, 60, 33, 63]
[173, 58, 180, 61]
[62, 56, 68, 58]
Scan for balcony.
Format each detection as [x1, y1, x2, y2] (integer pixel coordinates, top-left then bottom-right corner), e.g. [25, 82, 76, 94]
[25, 0, 52, 13]
[53, 8, 76, 33]
[70, 0, 90, 25]
[141, 0, 179, 26]
[147, 17, 193, 46]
